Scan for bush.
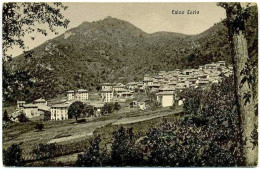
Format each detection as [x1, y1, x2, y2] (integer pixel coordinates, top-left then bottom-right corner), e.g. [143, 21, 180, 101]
[3, 110, 10, 122]
[114, 102, 121, 111]
[110, 126, 144, 166]
[35, 123, 44, 131]
[32, 143, 59, 160]
[3, 144, 23, 166]
[181, 88, 203, 115]
[77, 119, 86, 123]
[17, 112, 28, 122]
[83, 105, 94, 117]
[101, 103, 114, 115]
[76, 135, 103, 167]
[141, 118, 238, 167]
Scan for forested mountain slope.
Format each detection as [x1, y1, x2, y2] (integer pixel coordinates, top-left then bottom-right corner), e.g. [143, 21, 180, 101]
[6, 6, 257, 103]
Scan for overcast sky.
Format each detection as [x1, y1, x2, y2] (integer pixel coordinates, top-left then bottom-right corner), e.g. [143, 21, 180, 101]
[8, 2, 226, 57]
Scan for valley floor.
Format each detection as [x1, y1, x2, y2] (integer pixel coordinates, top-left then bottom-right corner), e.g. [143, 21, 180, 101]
[3, 105, 183, 166]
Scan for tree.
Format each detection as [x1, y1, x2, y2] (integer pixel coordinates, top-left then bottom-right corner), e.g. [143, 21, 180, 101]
[114, 102, 121, 111]
[3, 2, 70, 104]
[111, 126, 144, 166]
[3, 144, 23, 166]
[76, 135, 103, 166]
[84, 105, 95, 117]
[35, 123, 44, 131]
[181, 88, 203, 115]
[17, 112, 28, 122]
[218, 3, 258, 166]
[68, 101, 84, 122]
[3, 110, 10, 122]
[3, 2, 69, 59]
[101, 103, 114, 115]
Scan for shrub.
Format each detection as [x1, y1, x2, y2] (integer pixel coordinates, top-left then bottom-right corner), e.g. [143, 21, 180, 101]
[17, 112, 28, 122]
[3, 110, 10, 122]
[77, 119, 86, 123]
[101, 103, 114, 115]
[83, 105, 94, 117]
[181, 88, 203, 115]
[3, 144, 23, 166]
[76, 135, 103, 167]
[114, 102, 121, 111]
[35, 123, 44, 131]
[110, 126, 144, 166]
[32, 143, 59, 160]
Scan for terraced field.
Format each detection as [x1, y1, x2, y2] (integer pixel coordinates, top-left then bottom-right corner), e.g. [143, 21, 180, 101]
[3, 105, 183, 166]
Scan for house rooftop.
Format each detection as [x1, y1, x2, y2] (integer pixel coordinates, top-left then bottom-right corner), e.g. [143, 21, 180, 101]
[78, 89, 88, 92]
[23, 104, 38, 108]
[34, 98, 46, 102]
[38, 105, 51, 111]
[156, 91, 174, 95]
[51, 104, 69, 108]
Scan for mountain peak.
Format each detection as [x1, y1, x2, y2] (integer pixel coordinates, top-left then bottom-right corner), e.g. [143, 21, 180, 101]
[104, 16, 113, 20]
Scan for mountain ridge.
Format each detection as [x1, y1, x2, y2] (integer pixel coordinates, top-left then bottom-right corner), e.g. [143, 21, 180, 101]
[6, 6, 257, 104]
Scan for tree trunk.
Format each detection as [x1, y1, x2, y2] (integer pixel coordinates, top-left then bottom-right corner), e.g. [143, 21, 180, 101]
[225, 3, 258, 166]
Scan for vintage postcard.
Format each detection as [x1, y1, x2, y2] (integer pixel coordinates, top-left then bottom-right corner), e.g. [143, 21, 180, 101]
[2, 2, 258, 167]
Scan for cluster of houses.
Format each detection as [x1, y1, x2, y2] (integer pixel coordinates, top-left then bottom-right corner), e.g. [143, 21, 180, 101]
[151, 61, 232, 107]
[13, 89, 90, 121]
[12, 61, 232, 122]
[100, 83, 134, 102]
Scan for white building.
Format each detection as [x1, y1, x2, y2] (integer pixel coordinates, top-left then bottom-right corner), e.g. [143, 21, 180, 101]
[76, 89, 89, 100]
[102, 83, 114, 90]
[67, 90, 75, 100]
[217, 61, 226, 67]
[23, 104, 40, 118]
[66, 89, 88, 101]
[51, 104, 69, 120]
[156, 91, 175, 107]
[34, 98, 47, 105]
[101, 89, 113, 102]
[17, 101, 25, 109]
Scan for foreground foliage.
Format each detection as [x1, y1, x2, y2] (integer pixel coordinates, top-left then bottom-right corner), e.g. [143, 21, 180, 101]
[76, 76, 241, 167]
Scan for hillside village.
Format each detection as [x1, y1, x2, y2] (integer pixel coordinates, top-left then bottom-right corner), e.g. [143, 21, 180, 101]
[10, 61, 232, 122]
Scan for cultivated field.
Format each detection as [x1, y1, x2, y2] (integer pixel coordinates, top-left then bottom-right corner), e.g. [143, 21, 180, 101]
[3, 105, 183, 166]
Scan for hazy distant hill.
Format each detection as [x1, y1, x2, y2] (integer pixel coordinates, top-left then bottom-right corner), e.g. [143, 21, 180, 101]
[7, 6, 257, 103]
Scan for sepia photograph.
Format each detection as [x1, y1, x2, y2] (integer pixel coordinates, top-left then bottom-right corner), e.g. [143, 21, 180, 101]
[2, 2, 258, 167]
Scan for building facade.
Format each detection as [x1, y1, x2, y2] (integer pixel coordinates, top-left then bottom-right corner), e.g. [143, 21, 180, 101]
[23, 104, 40, 118]
[156, 91, 175, 107]
[101, 89, 113, 102]
[34, 98, 47, 105]
[51, 104, 69, 120]
[76, 89, 89, 100]
[66, 89, 88, 101]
